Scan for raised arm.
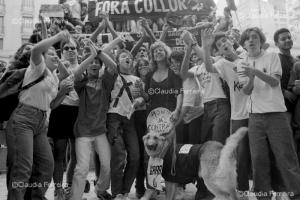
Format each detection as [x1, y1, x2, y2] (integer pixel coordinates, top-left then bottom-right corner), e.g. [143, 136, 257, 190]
[180, 30, 197, 79]
[74, 41, 97, 80]
[140, 17, 156, 43]
[201, 28, 218, 73]
[102, 35, 124, 54]
[90, 20, 106, 43]
[131, 29, 148, 58]
[31, 30, 70, 66]
[159, 23, 170, 42]
[57, 60, 70, 81]
[97, 50, 117, 75]
[180, 43, 193, 80]
[39, 14, 48, 40]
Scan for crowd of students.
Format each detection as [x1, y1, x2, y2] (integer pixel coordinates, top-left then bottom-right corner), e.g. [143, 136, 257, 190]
[2, 7, 300, 200]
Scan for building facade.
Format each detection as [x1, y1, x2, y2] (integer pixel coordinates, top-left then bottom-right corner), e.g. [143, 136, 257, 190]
[0, 0, 58, 63]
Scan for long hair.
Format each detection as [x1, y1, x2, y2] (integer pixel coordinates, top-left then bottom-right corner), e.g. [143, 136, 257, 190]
[9, 43, 33, 70]
[149, 41, 172, 72]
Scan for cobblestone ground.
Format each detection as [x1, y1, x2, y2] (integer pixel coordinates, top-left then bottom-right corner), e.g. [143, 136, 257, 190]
[0, 172, 280, 200]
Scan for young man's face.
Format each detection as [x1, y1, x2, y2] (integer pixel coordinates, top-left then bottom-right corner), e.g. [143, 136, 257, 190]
[170, 58, 181, 75]
[215, 36, 234, 57]
[243, 31, 262, 53]
[87, 59, 102, 78]
[119, 52, 133, 73]
[276, 32, 293, 51]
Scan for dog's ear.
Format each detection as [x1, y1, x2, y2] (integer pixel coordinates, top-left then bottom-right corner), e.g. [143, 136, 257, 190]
[158, 135, 166, 141]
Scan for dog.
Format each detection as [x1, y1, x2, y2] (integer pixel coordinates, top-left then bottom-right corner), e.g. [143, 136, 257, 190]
[142, 127, 248, 200]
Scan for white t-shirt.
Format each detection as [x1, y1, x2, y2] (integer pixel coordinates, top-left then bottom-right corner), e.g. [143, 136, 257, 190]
[195, 63, 227, 103]
[108, 74, 143, 118]
[19, 58, 59, 111]
[214, 58, 249, 120]
[182, 66, 204, 123]
[243, 51, 286, 113]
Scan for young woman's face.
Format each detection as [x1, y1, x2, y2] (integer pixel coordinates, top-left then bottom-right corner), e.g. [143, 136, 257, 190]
[62, 42, 78, 62]
[45, 48, 59, 71]
[118, 52, 133, 73]
[170, 58, 181, 75]
[153, 46, 166, 62]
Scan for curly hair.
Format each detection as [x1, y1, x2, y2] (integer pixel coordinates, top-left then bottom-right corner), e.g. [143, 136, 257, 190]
[134, 57, 150, 77]
[240, 27, 266, 48]
[149, 41, 172, 71]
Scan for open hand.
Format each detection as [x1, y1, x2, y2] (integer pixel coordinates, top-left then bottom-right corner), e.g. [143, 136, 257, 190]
[201, 28, 215, 48]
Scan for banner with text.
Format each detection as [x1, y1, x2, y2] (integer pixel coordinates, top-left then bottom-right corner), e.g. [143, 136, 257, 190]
[88, 0, 216, 22]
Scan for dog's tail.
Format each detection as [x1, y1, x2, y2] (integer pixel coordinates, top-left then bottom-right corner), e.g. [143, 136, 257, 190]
[217, 127, 248, 175]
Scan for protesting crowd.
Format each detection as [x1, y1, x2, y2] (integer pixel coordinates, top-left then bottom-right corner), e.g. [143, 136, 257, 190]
[1, 0, 300, 200]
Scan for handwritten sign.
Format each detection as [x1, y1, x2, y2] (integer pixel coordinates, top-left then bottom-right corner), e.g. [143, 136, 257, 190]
[40, 4, 64, 18]
[147, 107, 172, 135]
[147, 157, 164, 191]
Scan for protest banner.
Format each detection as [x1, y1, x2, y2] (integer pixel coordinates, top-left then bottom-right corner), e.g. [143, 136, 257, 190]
[88, 0, 216, 22]
[40, 4, 65, 18]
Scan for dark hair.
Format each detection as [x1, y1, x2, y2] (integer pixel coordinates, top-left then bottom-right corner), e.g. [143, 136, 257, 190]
[240, 27, 266, 47]
[170, 50, 185, 64]
[29, 33, 42, 44]
[13, 43, 33, 62]
[116, 49, 132, 63]
[81, 52, 103, 67]
[212, 32, 227, 51]
[274, 28, 290, 43]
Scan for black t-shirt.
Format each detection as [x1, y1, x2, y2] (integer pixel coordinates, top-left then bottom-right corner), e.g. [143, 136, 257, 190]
[278, 53, 295, 112]
[145, 69, 182, 114]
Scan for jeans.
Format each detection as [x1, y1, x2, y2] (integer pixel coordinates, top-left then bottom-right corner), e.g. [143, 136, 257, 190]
[107, 113, 140, 195]
[201, 99, 231, 144]
[249, 112, 300, 200]
[6, 103, 54, 200]
[70, 134, 111, 200]
[231, 119, 251, 191]
[134, 110, 147, 194]
[52, 138, 76, 189]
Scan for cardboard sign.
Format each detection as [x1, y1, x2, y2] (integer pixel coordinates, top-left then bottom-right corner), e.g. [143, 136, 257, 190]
[147, 157, 164, 191]
[88, 0, 215, 21]
[147, 107, 172, 135]
[40, 4, 64, 18]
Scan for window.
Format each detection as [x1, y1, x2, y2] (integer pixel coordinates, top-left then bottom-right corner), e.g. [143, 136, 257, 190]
[0, 16, 3, 34]
[22, 0, 33, 9]
[0, 0, 4, 5]
[22, 38, 29, 44]
[21, 17, 33, 35]
[0, 38, 3, 50]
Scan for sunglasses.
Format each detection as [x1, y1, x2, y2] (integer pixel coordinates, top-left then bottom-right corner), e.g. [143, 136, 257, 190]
[139, 49, 146, 52]
[64, 46, 76, 51]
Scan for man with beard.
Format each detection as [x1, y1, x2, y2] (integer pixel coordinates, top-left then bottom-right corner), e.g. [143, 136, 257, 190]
[274, 28, 297, 119]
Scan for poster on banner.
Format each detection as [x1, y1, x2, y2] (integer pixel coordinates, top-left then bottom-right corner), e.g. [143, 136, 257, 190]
[88, 0, 216, 22]
[146, 107, 172, 135]
[40, 4, 64, 18]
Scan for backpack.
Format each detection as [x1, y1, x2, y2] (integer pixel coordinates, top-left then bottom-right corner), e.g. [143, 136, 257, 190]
[0, 69, 45, 122]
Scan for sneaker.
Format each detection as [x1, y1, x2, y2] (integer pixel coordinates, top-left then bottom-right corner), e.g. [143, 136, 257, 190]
[54, 188, 65, 200]
[175, 186, 185, 200]
[64, 186, 72, 200]
[97, 191, 113, 200]
[113, 194, 124, 200]
[275, 192, 291, 200]
[84, 180, 90, 193]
